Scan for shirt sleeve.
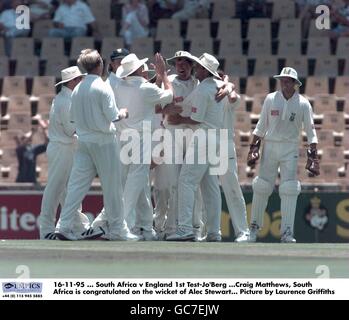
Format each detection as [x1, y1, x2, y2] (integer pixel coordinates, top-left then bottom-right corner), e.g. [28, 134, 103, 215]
[53, 6, 64, 23]
[33, 144, 47, 156]
[59, 98, 76, 137]
[81, 3, 95, 24]
[253, 94, 270, 138]
[303, 100, 318, 144]
[143, 83, 173, 107]
[101, 84, 119, 122]
[190, 88, 209, 123]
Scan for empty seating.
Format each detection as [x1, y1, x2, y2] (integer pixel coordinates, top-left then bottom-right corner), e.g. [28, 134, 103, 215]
[285, 56, 308, 77]
[308, 19, 329, 38]
[97, 20, 117, 37]
[272, 0, 295, 21]
[211, 0, 236, 21]
[247, 18, 271, 40]
[156, 19, 180, 40]
[15, 56, 40, 77]
[277, 19, 301, 39]
[219, 39, 243, 58]
[0, 57, 9, 77]
[100, 37, 124, 59]
[186, 19, 211, 40]
[11, 38, 35, 58]
[44, 56, 69, 77]
[130, 37, 154, 58]
[317, 129, 335, 147]
[160, 39, 184, 58]
[217, 19, 241, 39]
[313, 57, 338, 77]
[31, 77, 56, 98]
[320, 147, 344, 163]
[253, 56, 278, 76]
[1, 76, 27, 98]
[313, 94, 337, 114]
[70, 37, 95, 60]
[336, 37, 349, 59]
[32, 20, 54, 39]
[37, 94, 55, 117]
[322, 112, 345, 131]
[190, 38, 213, 56]
[245, 76, 269, 97]
[305, 77, 329, 97]
[223, 57, 248, 77]
[6, 95, 31, 115]
[248, 38, 272, 58]
[40, 38, 65, 59]
[334, 76, 349, 97]
[7, 113, 32, 131]
[278, 38, 301, 57]
[307, 37, 331, 58]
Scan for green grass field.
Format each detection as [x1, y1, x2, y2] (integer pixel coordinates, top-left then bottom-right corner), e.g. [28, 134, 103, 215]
[0, 240, 348, 278]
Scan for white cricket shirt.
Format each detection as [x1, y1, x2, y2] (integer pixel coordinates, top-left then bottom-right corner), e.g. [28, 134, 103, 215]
[48, 87, 76, 144]
[70, 74, 119, 144]
[253, 91, 318, 144]
[115, 76, 173, 132]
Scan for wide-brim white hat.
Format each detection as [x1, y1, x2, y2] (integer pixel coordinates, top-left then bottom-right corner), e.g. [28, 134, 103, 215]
[274, 67, 302, 86]
[116, 53, 148, 78]
[166, 50, 197, 66]
[55, 66, 86, 86]
[191, 53, 221, 79]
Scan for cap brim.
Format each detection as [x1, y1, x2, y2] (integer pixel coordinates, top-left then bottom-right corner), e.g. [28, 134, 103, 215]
[190, 55, 221, 79]
[116, 58, 149, 78]
[273, 75, 302, 86]
[166, 54, 197, 67]
[55, 73, 87, 86]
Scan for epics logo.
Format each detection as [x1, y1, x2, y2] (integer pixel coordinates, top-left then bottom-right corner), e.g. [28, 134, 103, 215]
[2, 282, 42, 293]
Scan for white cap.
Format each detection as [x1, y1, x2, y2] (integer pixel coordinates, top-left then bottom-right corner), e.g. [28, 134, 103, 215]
[274, 67, 302, 86]
[55, 66, 86, 86]
[116, 53, 148, 78]
[191, 53, 221, 78]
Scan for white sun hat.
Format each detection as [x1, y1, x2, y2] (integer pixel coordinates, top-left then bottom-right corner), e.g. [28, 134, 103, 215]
[116, 53, 148, 78]
[273, 67, 302, 86]
[55, 66, 86, 86]
[191, 53, 221, 78]
[166, 50, 197, 66]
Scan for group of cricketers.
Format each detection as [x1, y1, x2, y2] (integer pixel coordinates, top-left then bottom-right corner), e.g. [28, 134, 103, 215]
[38, 47, 320, 243]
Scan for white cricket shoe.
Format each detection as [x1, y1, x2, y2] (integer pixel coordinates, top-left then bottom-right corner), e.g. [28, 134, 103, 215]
[80, 227, 105, 240]
[132, 228, 159, 241]
[108, 230, 141, 241]
[166, 228, 195, 241]
[42, 232, 59, 240]
[55, 229, 79, 241]
[206, 233, 222, 242]
[281, 227, 296, 243]
[249, 223, 259, 243]
[234, 232, 250, 243]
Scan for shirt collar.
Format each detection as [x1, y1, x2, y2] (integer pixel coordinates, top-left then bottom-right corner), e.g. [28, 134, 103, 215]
[279, 90, 298, 102]
[61, 86, 73, 96]
[124, 76, 147, 83]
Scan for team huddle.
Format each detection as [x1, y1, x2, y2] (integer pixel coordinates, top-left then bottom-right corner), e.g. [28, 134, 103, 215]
[38, 48, 320, 243]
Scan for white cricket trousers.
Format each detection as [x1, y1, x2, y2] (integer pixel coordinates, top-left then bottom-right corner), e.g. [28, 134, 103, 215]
[39, 142, 90, 238]
[177, 135, 222, 235]
[220, 155, 249, 236]
[57, 138, 127, 236]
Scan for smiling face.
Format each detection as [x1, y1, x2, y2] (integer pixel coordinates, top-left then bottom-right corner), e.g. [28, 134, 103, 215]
[175, 57, 193, 81]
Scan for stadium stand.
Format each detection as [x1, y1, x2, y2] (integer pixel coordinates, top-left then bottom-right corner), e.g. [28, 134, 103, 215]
[0, 0, 347, 191]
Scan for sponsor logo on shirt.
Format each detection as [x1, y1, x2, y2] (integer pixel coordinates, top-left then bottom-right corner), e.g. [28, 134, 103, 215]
[289, 112, 296, 121]
[271, 110, 279, 116]
[191, 107, 197, 113]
